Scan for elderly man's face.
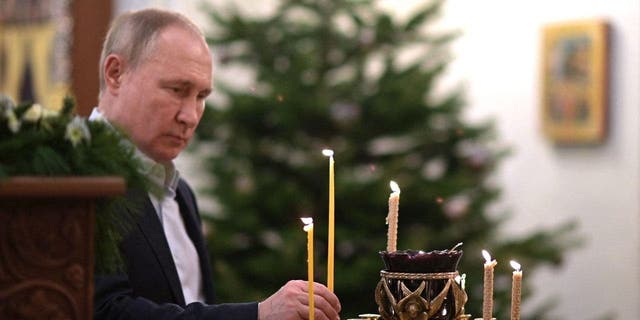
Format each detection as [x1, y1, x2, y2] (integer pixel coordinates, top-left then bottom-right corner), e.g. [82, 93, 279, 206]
[109, 25, 212, 163]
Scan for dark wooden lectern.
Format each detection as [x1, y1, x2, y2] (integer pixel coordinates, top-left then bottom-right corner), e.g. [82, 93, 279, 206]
[0, 177, 125, 319]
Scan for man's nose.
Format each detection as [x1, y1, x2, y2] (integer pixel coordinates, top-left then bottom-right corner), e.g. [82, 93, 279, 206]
[177, 98, 201, 129]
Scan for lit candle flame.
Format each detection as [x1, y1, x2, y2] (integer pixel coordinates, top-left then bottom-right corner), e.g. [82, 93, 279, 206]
[510, 260, 521, 271]
[301, 217, 314, 231]
[322, 149, 334, 157]
[389, 180, 400, 194]
[482, 249, 492, 263]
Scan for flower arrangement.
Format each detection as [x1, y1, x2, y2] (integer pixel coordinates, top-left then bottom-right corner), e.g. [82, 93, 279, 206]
[0, 94, 148, 272]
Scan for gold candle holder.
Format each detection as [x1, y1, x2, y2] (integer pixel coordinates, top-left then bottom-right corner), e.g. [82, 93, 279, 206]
[375, 249, 471, 320]
[375, 270, 470, 320]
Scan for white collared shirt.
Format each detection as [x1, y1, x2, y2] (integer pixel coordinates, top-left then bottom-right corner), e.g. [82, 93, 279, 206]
[89, 108, 205, 304]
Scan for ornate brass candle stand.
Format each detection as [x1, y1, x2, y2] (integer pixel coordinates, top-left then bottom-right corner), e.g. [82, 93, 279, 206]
[375, 250, 471, 320]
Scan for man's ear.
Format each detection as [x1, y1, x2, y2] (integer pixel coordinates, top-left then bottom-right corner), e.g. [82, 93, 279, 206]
[103, 54, 125, 95]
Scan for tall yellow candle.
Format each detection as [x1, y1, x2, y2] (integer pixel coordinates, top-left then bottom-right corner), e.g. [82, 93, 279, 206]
[322, 149, 335, 292]
[301, 217, 315, 320]
[510, 260, 522, 320]
[482, 250, 497, 320]
[386, 181, 400, 252]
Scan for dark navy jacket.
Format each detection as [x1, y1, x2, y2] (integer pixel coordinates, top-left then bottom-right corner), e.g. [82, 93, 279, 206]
[94, 180, 258, 320]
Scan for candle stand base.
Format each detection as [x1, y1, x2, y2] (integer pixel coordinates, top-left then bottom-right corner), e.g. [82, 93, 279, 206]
[375, 270, 469, 320]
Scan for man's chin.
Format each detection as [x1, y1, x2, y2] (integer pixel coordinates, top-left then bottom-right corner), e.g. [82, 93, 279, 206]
[149, 149, 182, 164]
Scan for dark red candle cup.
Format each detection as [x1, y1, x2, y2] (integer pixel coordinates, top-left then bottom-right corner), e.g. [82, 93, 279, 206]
[380, 249, 463, 273]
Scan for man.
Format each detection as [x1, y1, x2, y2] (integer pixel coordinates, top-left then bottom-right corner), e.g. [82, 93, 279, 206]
[93, 8, 341, 320]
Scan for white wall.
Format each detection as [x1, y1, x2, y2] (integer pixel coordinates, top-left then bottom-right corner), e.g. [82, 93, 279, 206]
[435, 1, 640, 319]
[115, 0, 212, 29]
[115, 0, 640, 318]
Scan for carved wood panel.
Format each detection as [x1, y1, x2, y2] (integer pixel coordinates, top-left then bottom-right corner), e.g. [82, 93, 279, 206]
[0, 199, 95, 320]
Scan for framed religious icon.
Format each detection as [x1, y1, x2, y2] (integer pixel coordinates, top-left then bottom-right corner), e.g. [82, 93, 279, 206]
[0, 0, 111, 115]
[540, 20, 609, 144]
[0, 0, 72, 110]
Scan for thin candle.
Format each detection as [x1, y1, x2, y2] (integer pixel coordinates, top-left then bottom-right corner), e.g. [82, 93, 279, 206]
[322, 149, 335, 292]
[510, 260, 522, 320]
[482, 250, 497, 320]
[301, 217, 315, 320]
[386, 181, 400, 252]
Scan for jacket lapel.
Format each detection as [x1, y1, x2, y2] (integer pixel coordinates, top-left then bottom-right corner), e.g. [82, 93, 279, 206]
[127, 189, 186, 305]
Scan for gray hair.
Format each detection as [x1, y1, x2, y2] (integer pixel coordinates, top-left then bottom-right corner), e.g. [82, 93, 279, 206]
[98, 8, 204, 96]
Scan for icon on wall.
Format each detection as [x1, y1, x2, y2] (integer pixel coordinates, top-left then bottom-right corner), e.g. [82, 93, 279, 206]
[540, 20, 609, 145]
[0, 0, 72, 110]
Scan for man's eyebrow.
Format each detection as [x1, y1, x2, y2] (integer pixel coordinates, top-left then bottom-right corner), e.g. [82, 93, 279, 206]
[200, 87, 213, 96]
[161, 79, 190, 86]
[161, 80, 212, 94]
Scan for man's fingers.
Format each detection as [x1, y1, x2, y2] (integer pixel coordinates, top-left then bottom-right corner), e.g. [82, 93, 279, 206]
[297, 281, 341, 320]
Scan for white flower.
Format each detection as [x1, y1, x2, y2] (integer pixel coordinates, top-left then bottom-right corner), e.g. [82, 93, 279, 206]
[41, 107, 59, 119]
[6, 109, 21, 133]
[23, 103, 44, 122]
[65, 116, 91, 147]
[0, 94, 15, 111]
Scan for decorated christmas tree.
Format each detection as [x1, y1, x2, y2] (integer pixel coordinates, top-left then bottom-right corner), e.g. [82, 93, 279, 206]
[195, 0, 578, 318]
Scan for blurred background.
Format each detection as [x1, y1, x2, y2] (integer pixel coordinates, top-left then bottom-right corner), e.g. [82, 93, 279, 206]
[1, 0, 637, 319]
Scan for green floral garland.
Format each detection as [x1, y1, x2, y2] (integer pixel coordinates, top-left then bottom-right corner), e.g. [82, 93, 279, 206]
[0, 95, 148, 273]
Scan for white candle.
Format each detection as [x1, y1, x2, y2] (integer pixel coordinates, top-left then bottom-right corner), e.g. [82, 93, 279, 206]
[482, 250, 497, 320]
[510, 260, 522, 320]
[301, 218, 314, 320]
[386, 181, 400, 252]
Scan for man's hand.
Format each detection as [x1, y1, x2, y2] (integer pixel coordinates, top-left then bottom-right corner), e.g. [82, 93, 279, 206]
[258, 280, 341, 320]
